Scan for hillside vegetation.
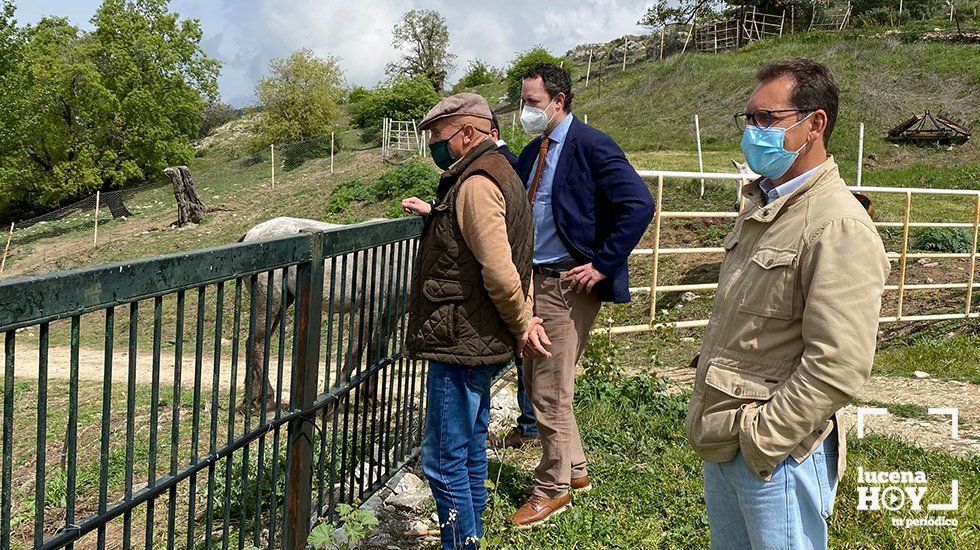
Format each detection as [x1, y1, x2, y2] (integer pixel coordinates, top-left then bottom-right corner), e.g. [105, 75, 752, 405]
[4, 31, 979, 279]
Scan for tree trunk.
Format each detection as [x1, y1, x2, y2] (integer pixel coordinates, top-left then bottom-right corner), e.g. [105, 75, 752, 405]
[165, 166, 208, 226]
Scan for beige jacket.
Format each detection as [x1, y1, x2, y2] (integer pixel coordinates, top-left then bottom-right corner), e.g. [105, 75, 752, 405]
[685, 157, 889, 481]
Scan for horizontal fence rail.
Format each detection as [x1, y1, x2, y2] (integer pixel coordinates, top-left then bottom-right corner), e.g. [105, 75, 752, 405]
[601, 170, 980, 335]
[0, 217, 424, 549]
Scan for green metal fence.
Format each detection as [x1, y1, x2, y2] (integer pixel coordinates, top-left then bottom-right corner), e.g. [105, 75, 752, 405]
[0, 217, 424, 549]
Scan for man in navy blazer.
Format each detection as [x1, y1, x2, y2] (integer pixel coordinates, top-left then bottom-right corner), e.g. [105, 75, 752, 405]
[508, 63, 654, 528]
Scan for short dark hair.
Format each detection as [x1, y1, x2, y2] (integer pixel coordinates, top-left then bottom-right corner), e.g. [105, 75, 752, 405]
[490, 111, 500, 132]
[756, 58, 839, 145]
[522, 63, 573, 113]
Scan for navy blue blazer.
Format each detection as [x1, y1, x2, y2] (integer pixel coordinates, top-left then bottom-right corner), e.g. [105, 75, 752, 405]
[497, 142, 519, 167]
[516, 116, 654, 303]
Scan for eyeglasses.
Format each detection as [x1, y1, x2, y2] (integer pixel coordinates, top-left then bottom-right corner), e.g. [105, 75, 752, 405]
[733, 109, 813, 131]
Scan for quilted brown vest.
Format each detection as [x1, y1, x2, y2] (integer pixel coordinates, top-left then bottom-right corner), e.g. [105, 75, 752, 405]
[406, 139, 533, 366]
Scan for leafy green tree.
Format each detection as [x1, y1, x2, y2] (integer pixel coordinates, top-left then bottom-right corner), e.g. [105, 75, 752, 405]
[385, 9, 456, 92]
[452, 59, 503, 92]
[254, 48, 345, 146]
[348, 75, 440, 130]
[505, 46, 563, 103]
[0, 1, 31, 214]
[0, 0, 219, 218]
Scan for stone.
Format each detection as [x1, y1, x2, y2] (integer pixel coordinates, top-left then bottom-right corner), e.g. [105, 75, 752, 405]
[412, 520, 429, 532]
[362, 493, 385, 513]
[392, 473, 426, 495]
[681, 291, 698, 302]
[387, 483, 433, 512]
[913, 370, 930, 379]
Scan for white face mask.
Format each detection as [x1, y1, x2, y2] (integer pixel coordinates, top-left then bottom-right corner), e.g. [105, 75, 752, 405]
[520, 98, 557, 134]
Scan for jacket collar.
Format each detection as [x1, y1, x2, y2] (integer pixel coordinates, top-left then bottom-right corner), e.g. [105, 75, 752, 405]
[741, 156, 840, 223]
[436, 138, 497, 200]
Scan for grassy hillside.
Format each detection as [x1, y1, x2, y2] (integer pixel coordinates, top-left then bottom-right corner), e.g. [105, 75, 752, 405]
[493, 31, 980, 189]
[4, 31, 979, 279]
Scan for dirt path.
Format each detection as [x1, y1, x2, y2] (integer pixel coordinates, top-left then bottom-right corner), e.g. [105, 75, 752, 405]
[2, 345, 280, 392]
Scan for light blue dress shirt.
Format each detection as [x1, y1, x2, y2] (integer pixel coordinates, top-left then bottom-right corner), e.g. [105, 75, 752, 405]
[758, 165, 821, 205]
[529, 114, 574, 265]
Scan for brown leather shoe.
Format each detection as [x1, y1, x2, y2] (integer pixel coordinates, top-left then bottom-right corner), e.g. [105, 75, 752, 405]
[508, 493, 571, 529]
[523, 476, 592, 497]
[492, 427, 541, 449]
[571, 475, 592, 492]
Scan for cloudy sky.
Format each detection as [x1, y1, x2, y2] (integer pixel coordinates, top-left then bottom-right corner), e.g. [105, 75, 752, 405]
[16, 1, 655, 107]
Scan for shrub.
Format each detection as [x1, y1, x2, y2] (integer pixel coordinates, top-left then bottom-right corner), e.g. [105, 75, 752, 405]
[349, 75, 440, 130]
[505, 46, 563, 103]
[199, 101, 240, 137]
[452, 59, 503, 92]
[327, 178, 373, 215]
[581, 334, 624, 383]
[373, 159, 439, 202]
[911, 227, 974, 254]
[326, 160, 439, 219]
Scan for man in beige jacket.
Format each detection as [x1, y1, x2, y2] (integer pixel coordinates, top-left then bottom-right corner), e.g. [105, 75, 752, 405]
[686, 58, 889, 549]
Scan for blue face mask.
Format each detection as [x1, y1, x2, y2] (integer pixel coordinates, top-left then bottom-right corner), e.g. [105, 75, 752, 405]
[740, 113, 812, 180]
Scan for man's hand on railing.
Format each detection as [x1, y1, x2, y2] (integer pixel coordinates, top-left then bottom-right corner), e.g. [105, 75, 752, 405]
[402, 197, 432, 216]
[519, 316, 552, 360]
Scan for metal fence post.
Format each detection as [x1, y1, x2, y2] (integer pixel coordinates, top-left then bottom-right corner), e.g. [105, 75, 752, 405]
[285, 230, 325, 549]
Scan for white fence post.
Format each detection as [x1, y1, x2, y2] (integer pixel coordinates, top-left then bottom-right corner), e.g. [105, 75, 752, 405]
[271, 143, 276, 189]
[584, 114, 589, 125]
[93, 190, 101, 246]
[857, 122, 865, 188]
[0, 222, 13, 275]
[330, 132, 335, 174]
[585, 49, 593, 87]
[695, 114, 705, 197]
[622, 36, 629, 71]
[382, 117, 388, 161]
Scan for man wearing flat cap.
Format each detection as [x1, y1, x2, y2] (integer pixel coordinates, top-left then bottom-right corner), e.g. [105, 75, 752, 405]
[405, 92, 550, 550]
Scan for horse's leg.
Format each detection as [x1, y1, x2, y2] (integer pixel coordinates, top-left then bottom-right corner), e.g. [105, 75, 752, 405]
[244, 271, 282, 412]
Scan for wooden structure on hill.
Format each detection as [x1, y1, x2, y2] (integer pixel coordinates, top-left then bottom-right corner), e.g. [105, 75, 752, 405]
[887, 112, 972, 145]
[694, 8, 786, 53]
[809, 0, 852, 31]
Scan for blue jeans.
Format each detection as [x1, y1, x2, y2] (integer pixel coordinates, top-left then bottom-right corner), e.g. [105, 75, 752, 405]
[422, 361, 503, 550]
[703, 435, 839, 550]
[515, 360, 539, 437]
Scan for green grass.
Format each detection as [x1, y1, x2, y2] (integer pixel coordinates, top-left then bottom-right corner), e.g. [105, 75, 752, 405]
[876, 333, 980, 385]
[856, 399, 933, 421]
[481, 373, 980, 549]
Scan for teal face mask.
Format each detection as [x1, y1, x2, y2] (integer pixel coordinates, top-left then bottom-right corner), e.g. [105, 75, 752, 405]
[429, 139, 455, 170]
[429, 126, 464, 171]
[740, 113, 812, 180]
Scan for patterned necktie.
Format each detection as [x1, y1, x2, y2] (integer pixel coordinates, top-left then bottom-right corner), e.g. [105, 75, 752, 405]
[526, 136, 551, 203]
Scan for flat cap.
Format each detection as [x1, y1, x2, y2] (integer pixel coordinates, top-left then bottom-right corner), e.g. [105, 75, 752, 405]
[418, 93, 492, 130]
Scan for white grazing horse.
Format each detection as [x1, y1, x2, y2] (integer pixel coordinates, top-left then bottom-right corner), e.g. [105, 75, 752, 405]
[237, 217, 410, 410]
